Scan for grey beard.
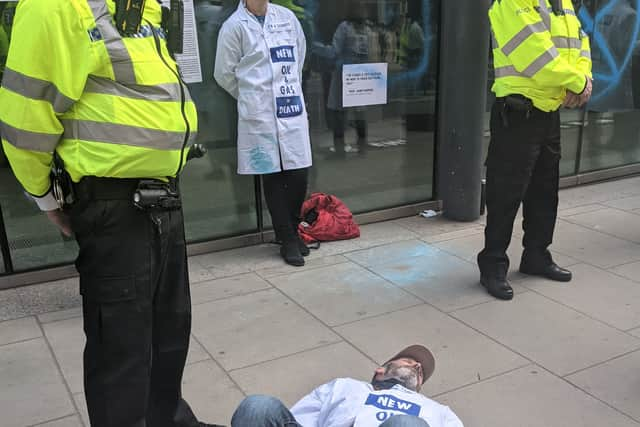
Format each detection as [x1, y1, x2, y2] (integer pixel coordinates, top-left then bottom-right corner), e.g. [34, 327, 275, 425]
[381, 365, 419, 392]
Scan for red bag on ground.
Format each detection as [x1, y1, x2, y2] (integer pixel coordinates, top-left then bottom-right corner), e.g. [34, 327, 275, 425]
[297, 193, 360, 244]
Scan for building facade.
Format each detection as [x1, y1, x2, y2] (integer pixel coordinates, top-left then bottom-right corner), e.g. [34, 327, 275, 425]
[1, 0, 639, 285]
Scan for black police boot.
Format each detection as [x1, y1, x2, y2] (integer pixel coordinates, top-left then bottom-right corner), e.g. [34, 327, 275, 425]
[520, 261, 572, 282]
[280, 239, 305, 267]
[520, 250, 572, 282]
[480, 274, 514, 300]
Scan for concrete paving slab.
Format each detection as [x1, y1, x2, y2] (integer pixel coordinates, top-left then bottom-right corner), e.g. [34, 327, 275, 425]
[566, 208, 640, 243]
[38, 307, 83, 324]
[16, 278, 81, 317]
[520, 264, 640, 330]
[420, 226, 485, 244]
[558, 203, 608, 217]
[74, 360, 243, 426]
[186, 336, 210, 365]
[567, 350, 640, 421]
[630, 328, 640, 338]
[268, 262, 420, 326]
[346, 240, 512, 312]
[256, 255, 349, 279]
[433, 232, 579, 279]
[0, 339, 75, 427]
[190, 273, 272, 306]
[229, 342, 378, 407]
[438, 365, 640, 427]
[182, 360, 246, 426]
[451, 292, 640, 376]
[42, 317, 84, 394]
[38, 416, 83, 427]
[610, 261, 640, 283]
[191, 244, 285, 279]
[0, 316, 41, 346]
[393, 216, 483, 238]
[43, 314, 209, 394]
[352, 221, 418, 248]
[73, 393, 88, 426]
[558, 185, 621, 210]
[192, 289, 340, 370]
[0, 288, 27, 322]
[335, 305, 529, 396]
[552, 220, 640, 268]
[188, 258, 216, 284]
[603, 195, 640, 212]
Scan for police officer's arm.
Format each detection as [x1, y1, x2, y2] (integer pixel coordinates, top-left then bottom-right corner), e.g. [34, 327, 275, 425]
[574, 28, 592, 79]
[214, 22, 242, 99]
[490, 0, 587, 94]
[0, 0, 89, 211]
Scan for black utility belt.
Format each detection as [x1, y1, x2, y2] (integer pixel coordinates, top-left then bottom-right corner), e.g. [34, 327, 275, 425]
[496, 95, 535, 113]
[72, 177, 181, 211]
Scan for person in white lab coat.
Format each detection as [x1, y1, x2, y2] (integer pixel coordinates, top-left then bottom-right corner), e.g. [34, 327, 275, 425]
[215, 0, 312, 266]
[229, 345, 464, 427]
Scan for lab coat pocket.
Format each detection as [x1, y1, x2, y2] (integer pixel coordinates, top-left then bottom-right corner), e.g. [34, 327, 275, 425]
[237, 90, 271, 120]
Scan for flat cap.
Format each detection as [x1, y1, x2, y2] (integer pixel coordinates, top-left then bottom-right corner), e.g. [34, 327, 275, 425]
[385, 345, 435, 384]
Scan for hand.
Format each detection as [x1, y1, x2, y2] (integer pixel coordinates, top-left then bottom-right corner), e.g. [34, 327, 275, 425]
[562, 92, 581, 109]
[45, 209, 73, 237]
[579, 77, 593, 105]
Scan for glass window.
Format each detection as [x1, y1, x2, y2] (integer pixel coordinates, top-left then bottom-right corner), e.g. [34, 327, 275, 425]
[0, 166, 77, 271]
[183, 0, 259, 242]
[294, 0, 440, 213]
[579, 0, 640, 172]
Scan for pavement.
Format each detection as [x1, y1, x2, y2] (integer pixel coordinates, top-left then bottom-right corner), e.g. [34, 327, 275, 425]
[2, 176, 640, 427]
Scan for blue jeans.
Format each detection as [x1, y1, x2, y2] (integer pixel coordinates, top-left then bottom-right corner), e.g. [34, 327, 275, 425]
[231, 395, 431, 427]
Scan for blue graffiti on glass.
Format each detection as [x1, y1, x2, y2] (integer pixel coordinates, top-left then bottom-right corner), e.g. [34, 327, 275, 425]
[389, 1, 433, 86]
[578, 0, 640, 102]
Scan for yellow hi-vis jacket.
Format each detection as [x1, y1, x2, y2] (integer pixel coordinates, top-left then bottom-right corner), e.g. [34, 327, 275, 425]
[0, 0, 198, 211]
[490, 0, 592, 112]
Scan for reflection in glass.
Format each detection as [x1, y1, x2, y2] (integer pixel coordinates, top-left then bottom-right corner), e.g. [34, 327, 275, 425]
[182, 0, 258, 242]
[0, 164, 77, 271]
[580, 0, 640, 171]
[305, 0, 439, 212]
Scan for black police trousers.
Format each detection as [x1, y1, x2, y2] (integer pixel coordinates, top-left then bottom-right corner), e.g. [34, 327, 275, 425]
[477, 101, 561, 277]
[69, 184, 199, 427]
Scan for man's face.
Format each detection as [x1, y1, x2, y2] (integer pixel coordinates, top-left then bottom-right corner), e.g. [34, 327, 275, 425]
[374, 358, 424, 392]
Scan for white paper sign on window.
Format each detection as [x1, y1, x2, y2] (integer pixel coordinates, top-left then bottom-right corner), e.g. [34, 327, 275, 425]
[342, 63, 388, 108]
[160, 0, 203, 83]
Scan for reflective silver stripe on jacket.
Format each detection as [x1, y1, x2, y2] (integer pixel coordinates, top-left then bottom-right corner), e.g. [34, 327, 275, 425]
[563, 8, 576, 16]
[523, 48, 559, 76]
[85, 76, 192, 103]
[495, 48, 558, 78]
[0, 121, 60, 152]
[538, 0, 551, 30]
[87, 0, 137, 83]
[61, 119, 196, 150]
[2, 68, 75, 114]
[501, 21, 547, 55]
[580, 49, 591, 59]
[552, 37, 582, 50]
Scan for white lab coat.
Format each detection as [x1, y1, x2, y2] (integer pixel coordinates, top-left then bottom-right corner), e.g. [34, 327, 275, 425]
[214, 1, 312, 175]
[291, 378, 464, 427]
